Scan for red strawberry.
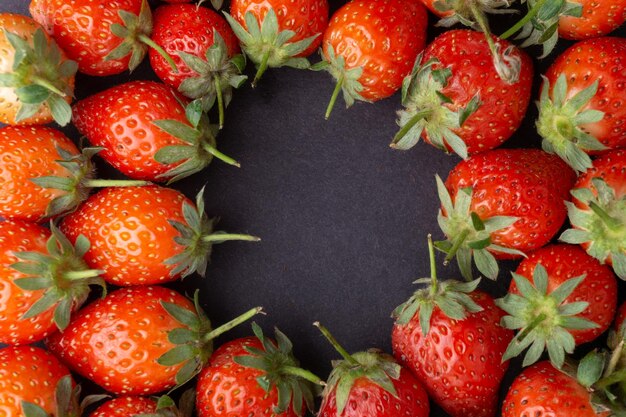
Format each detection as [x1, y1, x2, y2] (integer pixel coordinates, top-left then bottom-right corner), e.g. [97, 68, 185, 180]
[0, 13, 76, 126]
[29, 0, 176, 76]
[559, 0, 626, 40]
[197, 324, 321, 417]
[391, 236, 512, 417]
[560, 150, 626, 280]
[497, 244, 618, 368]
[0, 346, 75, 417]
[225, 0, 329, 86]
[316, 323, 430, 417]
[0, 220, 105, 345]
[90, 397, 157, 417]
[72, 80, 238, 183]
[60, 185, 258, 286]
[317, 0, 428, 118]
[390, 29, 533, 158]
[46, 286, 260, 395]
[536, 37, 626, 172]
[150, 4, 245, 128]
[436, 148, 576, 280]
[502, 361, 614, 417]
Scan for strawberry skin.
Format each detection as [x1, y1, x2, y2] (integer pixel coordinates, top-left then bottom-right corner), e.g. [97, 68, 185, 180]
[0, 345, 73, 417]
[392, 290, 511, 417]
[559, 0, 626, 40]
[46, 286, 195, 395]
[502, 361, 610, 417]
[89, 397, 157, 417]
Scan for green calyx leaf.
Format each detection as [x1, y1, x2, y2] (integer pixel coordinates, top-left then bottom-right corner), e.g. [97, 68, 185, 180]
[391, 54, 481, 158]
[536, 74, 607, 173]
[233, 323, 321, 416]
[433, 0, 516, 29]
[136, 390, 196, 417]
[163, 186, 260, 279]
[11, 222, 106, 331]
[560, 178, 626, 280]
[105, 0, 154, 72]
[434, 175, 524, 281]
[1, 28, 77, 125]
[54, 375, 109, 417]
[319, 44, 366, 113]
[496, 264, 599, 369]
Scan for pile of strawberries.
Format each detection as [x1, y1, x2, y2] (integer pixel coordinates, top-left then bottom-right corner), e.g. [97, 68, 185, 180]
[0, 0, 625, 416]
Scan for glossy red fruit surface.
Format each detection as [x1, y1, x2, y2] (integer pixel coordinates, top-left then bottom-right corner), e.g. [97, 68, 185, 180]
[559, 0, 626, 40]
[89, 396, 157, 417]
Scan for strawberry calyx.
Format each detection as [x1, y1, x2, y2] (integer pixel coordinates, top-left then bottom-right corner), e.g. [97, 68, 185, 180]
[536, 74, 607, 172]
[435, 175, 524, 281]
[139, 389, 196, 417]
[158, 291, 262, 389]
[106, 0, 177, 73]
[224, 9, 319, 87]
[31, 146, 149, 219]
[390, 54, 481, 159]
[314, 322, 403, 417]
[598, 321, 626, 405]
[11, 222, 106, 331]
[560, 178, 626, 280]
[164, 186, 260, 279]
[197, 0, 224, 10]
[500, 0, 582, 58]
[0, 27, 77, 125]
[153, 100, 240, 183]
[233, 323, 322, 416]
[392, 235, 483, 335]
[496, 263, 599, 369]
[177, 32, 248, 129]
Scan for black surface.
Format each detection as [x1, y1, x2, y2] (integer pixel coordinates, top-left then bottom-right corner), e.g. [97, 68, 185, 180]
[1, 1, 625, 416]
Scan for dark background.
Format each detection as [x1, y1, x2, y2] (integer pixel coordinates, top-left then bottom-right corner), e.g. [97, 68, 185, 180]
[1, 0, 625, 415]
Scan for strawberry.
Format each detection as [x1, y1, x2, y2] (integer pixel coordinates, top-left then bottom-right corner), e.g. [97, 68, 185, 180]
[390, 29, 533, 158]
[196, 323, 322, 417]
[315, 0, 428, 119]
[316, 323, 430, 417]
[497, 244, 618, 368]
[46, 286, 261, 395]
[560, 150, 626, 280]
[72, 80, 238, 183]
[435, 148, 576, 280]
[391, 236, 512, 417]
[29, 0, 176, 76]
[150, 4, 246, 128]
[225, 0, 329, 86]
[0, 13, 76, 126]
[60, 185, 259, 286]
[90, 397, 157, 417]
[0, 220, 105, 345]
[536, 37, 626, 172]
[0, 126, 147, 223]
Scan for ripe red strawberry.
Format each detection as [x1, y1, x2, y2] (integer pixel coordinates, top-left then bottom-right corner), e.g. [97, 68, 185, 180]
[316, 323, 430, 417]
[60, 185, 259, 286]
[150, 4, 245, 128]
[0, 345, 74, 417]
[560, 150, 626, 280]
[0, 13, 76, 126]
[90, 397, 157, 417]
[536, 37, 626, 172]
[72, 81, 238, 183]
[197, 324, 321, 417]
[0, 220, 105, 345]
[497, 244, 618, 368]
[559, 0, 626, 40]
[391, 237, 512, 417]
[46, 286, 260, 395]
[390, 29, 533, 158]
[0, 126, 147, 223]
[225, 0, 329, 86]
[317, 0, 428, 118]
[436, 148, 576, 280]
[29, 0, 176, 76]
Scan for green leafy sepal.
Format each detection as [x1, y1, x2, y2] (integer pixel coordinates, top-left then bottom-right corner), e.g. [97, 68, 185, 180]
[163, 186, 260, 279]
[11, 222, 106, 331]
[433, 0, 516, 29]
[560, 178, 626, 280]
[138, 389, 196, 417]
[0, 27, 77, 125]
[496, 264, 599, 369]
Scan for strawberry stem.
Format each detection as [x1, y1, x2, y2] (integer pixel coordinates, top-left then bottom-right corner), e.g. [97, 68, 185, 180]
[314, 322, 359, 365]
[63, 269, 103, 280]
[443, 228, 470, 266]
[202, 233, 261, 243]
[83, 179, 150, 188]
[282, 365, 325, 386]
[500, 0, 549, 40]
[214, 76, 225, 130]
[201, 143, 241, 167]
[604, 340, 624, 378]
[252, 51, 271, 88]
[203, 307, 263, 342]
[596, 368, 626, 390]
[31, 76, 67, 98]
[139, 34, 178, 72]
[391, 110, 432, 147]
[589, 202, 622, 231]
[516, 312, 548, 343]
[325, 74, 344, 120]
[427, 234, 439, 294]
